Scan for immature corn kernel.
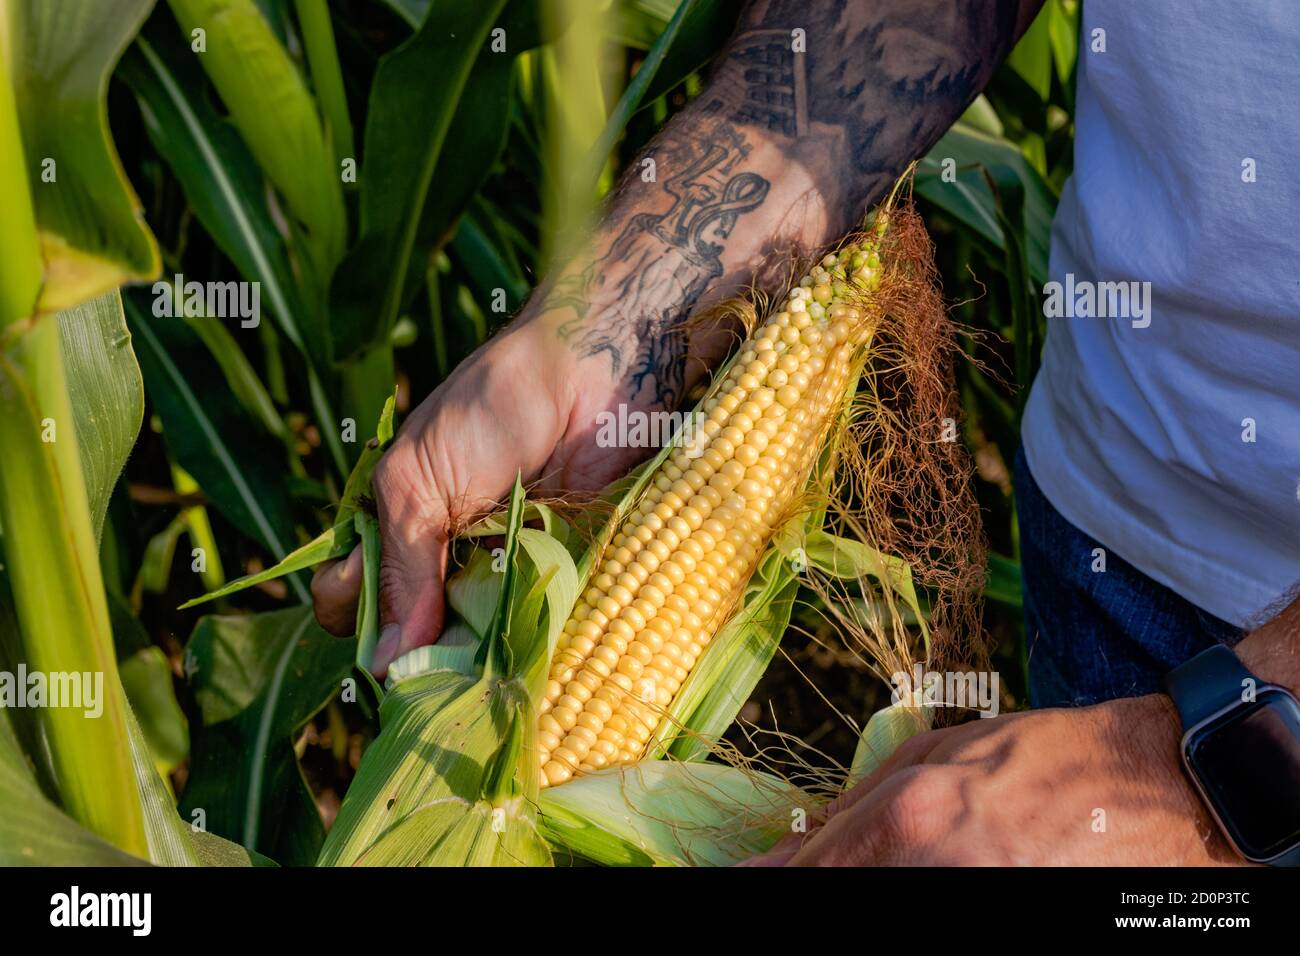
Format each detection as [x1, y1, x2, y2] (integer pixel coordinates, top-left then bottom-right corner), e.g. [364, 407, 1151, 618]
[537, 241, 881, 788]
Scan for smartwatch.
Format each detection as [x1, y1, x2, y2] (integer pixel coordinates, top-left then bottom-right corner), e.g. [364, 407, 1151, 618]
[1163, 644, 1300, 865]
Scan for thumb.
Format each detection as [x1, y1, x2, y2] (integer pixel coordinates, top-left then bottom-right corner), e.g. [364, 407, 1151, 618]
[369, 458, 451, 677]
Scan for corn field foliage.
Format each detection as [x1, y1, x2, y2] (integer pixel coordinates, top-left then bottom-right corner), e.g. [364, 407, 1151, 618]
[0, 0, 1078, 865]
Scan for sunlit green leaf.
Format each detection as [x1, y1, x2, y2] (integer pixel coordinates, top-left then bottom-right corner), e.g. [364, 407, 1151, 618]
[125, 292, 307, 603]
[166, 0, 345, 315]
[58, 291, 144, 541]
[916, 122, 1056, 284]
[5, 0, 160, 311]
[328, 0, 510, 359]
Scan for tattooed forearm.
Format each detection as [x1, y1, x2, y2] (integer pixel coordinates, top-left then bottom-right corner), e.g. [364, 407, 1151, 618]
[726, 0, 1033, 219]
[540, 0, 1038, 411]
[547, 119, 770, 409]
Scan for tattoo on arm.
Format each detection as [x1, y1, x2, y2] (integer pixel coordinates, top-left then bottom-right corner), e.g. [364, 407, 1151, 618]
[546, 0, 1029, 410]
[547, 121, 770, 409]
[727, 0, 1026, 215]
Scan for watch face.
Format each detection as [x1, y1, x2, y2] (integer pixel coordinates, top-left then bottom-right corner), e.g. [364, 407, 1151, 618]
[1186, 689, 1300, 861]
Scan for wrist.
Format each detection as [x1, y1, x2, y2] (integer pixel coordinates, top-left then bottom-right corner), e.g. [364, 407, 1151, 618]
[1109, 692, 1185, 776]
[1103, 693, 1238, 863]
[1234, 597, 1300, 692]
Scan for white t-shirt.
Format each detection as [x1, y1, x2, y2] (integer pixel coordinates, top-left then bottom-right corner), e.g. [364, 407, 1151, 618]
[1021, 1, 1300, 627]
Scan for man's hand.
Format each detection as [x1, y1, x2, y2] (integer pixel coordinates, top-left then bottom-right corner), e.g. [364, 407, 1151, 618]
[749, 696, 1236, 865]
[310, 320, 654, 675]
[749, 601, 1300, 866]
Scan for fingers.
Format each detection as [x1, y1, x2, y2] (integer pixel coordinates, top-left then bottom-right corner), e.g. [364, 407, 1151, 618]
[368, 449, 452, 676]
[785, 769, 917, 867]
[787, 766, 969, 867]
[371, 535, 449, 675]
[311, 547, 363, 636]
[736, 831, 807, 866]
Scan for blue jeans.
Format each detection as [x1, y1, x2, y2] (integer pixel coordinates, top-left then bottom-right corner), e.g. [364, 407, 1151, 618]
[1013, 446, 1242, 708]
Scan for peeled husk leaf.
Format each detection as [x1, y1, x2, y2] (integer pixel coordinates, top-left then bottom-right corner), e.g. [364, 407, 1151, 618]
[539, 761, 811, 867]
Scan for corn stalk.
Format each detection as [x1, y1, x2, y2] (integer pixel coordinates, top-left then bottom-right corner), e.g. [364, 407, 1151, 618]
[0, 207, 150, 849]
[0, 0, 153, 858]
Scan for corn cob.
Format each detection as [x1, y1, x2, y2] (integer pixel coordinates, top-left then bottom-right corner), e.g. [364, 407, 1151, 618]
[536, 238, 883, 786]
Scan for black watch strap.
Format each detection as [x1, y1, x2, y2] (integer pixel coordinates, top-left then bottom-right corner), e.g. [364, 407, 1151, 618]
[1164, 644, 1300, 867]
[1162, 644, 1254, 728]
[1275, 843, 1300, 866]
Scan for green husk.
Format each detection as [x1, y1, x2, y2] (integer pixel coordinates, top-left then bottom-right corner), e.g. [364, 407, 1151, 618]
[538, 761, 810, 867]
[318, 478, 557, 866]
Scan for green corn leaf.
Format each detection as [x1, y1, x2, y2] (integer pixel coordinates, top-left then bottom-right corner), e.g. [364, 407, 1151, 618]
[126, 292, 308, 602]
[1047, 0, 1080, 91]
[125, 683, 269, 866]
[377, 0, 426, 28]
[118, 27, 345, 474]
[177, 520, 354, 610]
[293, 0, 353, 163]
[1007, 1, 1053, 100]
[123, 701, 199, 865]
[460, 499, 573, 549]
[106, 590, 190, 778]
[175, 394, 395, 609]
[446, 547, 505, 640]
[166, 0, 345, 315]
[798, 528, 930, 647]
[4, 0, 160, 312]
[118, 645, 190, 777]
[58, 291, 144, 542]
[985, 552, 1024, 608]
[0, 705, 145, 866]
[0, 11, 42, 330]
[318, 667, 541, 865]
[353, 511, 382, 679]
[338, 393, 397, 520]
[339, 345, 397, 472]
[447, 212, 529, 315]
[181, 314, 287, 440]
[916, 121, 1056, 285]
[575, 0, 696, 190]
[0, 313, 148, 856]
[180, 606, 355, 865]
[386, 624, 482, 684]
[478, 475, 527, 676]
[407, 0, 568, 308]
[172, 464, 227, 592]
[0, 659, 259, 866]
[513, 528, 580, 696]
[118, 27, 311, 359]
[136, 512, 189, 596]
[959, 93, 1005, 137]
[352, 795, 550, 866]
[327, 0, 509, 359]
[615, 0, 739, 105]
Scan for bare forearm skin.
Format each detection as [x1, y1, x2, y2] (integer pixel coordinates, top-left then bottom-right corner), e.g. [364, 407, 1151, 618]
[525, 0, 1042, 412]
